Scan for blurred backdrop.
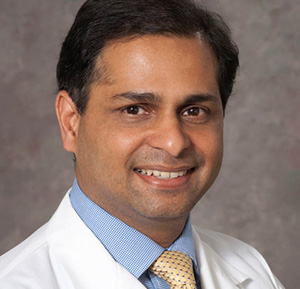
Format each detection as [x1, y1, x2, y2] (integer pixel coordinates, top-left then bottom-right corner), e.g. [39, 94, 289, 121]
[0, 0, 299, 288]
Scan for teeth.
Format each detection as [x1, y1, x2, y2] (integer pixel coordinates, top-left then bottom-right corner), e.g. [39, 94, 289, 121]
[137, 169, 188, 179]
[160, 172, 170, 179]
[153, 170, 160, 177]
[178, 171, 184, 177]
[170, 172, 179, 178]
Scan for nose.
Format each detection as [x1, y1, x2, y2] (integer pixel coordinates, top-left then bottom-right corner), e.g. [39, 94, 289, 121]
[147, 116, 191, 157]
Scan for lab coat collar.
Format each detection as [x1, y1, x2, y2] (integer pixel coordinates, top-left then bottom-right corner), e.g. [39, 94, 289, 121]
[47, 193, 146, 289]
[192, 227, 250, 289]
[47, 193, 249, 289]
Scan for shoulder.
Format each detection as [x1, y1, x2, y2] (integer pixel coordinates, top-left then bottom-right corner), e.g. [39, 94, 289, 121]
[0, 193, 73, 288]
[0, 224, 58, 288]
[0, 224, 48, 273]
[194, 226, 259, 253]
[192, 226, 285, 289]
[193, 226, 269, 267]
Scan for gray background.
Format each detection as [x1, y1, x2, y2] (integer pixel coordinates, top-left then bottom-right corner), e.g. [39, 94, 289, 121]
[0, 0, 299, 288]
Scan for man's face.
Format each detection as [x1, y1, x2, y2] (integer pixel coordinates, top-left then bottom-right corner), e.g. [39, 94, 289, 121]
[73, 35, 223, 227]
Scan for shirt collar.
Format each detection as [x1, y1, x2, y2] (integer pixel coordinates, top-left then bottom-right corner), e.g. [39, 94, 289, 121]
[69, 178, 199, 279]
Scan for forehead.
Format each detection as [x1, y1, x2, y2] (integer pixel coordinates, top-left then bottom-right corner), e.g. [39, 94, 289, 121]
[92, 35, 220, 102]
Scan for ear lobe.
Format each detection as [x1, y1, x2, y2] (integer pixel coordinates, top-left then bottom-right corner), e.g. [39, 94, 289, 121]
[55, 91, 81, 154]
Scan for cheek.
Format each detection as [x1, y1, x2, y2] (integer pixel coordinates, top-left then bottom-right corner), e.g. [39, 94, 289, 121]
[192, 124, 223, 157]
[209, 131, 223, 177]
[98, 126, 146, 166]
[209, 129, 223, 165]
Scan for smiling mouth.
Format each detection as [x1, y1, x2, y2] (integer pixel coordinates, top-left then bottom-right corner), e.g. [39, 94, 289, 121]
[135, 168, 193, 180]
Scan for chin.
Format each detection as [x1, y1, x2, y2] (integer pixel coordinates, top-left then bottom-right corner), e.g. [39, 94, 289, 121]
[135, 197, 198, 221]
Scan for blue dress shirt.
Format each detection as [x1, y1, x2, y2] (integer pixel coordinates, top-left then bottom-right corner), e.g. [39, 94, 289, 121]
[69, 179, 201, 289]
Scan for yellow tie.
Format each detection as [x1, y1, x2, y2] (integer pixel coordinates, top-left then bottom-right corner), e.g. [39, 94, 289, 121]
[149, 251, 197, 289]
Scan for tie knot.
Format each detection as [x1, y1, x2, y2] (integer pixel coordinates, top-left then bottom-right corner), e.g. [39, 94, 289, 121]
[149, 251, 196, 289]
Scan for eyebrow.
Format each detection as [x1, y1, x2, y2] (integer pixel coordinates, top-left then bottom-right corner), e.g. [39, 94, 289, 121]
[111, 91, 219, 104]
[183, 93, 219, 104]
[112, 92, 162, 103]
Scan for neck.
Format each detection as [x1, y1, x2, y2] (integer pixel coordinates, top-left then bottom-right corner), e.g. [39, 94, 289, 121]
[117, 213, 189, 248]
[75, 177, 190, 247]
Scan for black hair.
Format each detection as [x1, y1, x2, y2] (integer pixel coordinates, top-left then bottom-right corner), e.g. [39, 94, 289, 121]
[57, 0, 239, 114]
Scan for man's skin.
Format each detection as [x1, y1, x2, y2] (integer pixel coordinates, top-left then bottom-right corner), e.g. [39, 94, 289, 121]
[56, 35, 224, 248]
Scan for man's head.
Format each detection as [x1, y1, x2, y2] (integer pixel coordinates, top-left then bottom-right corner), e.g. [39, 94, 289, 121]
[57, 0, 239, 115]
[56, 0, 239, 245]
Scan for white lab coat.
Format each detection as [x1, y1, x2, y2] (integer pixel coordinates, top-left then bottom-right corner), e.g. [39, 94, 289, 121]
[0, 192, 285, 289]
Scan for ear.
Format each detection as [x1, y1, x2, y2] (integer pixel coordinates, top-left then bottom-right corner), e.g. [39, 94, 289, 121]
[55, 91, 81, 154]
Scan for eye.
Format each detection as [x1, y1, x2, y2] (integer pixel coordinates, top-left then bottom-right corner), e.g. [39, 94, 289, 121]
[182, 107, 206, 116]
[181, 106, 209, 124]
[122, 105, 147, 115]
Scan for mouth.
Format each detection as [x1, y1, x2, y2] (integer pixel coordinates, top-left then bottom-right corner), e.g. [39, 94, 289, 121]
[134, 165, 195, 182]
[135, 168, 190, 180]
[134, 167, 195, 189]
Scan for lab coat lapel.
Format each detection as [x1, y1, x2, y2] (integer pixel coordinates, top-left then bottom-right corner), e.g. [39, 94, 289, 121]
[47, 193, 146, 289]
[192, 227, 249, 289]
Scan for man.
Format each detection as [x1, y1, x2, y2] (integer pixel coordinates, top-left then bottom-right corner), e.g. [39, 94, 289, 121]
[0, 0, 285, 288]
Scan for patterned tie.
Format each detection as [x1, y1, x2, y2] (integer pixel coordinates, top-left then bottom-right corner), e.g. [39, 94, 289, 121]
[149, 250, 197, 289]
